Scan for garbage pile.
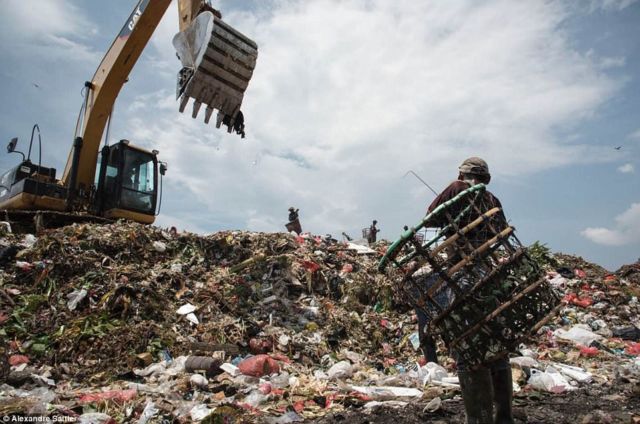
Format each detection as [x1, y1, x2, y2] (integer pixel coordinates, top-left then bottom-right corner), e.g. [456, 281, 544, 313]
[0, 222, 422, 421]
[0, 224, 639, 422]
[513, 252, 640, 395]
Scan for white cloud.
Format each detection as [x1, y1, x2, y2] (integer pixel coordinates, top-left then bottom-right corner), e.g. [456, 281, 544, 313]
[618, 163, 635, 173]
[0, 0, 100, 68]
[1, 0, 91, 36]
[0, 1, 630, 240]
[117, 0, 627, 236]
[582, 203, 640, 246]
[589, 0, 639, 11]
[598, 56, 626, 69]
[0, 0, 102, 169]
[629, 129, 640, 140]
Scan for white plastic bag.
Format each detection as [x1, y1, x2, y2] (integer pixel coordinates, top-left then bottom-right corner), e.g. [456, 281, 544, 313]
[351, 386, 423, 399]
[327, 361, 353, 380]
[527, 368, 574, 393]
[553, 363, 593, 383]
[510, 356, 539, 368]
[554, 325, 602, 346]
[244, 389, 268, 407]
[152, 241, 167, 252]
[189, 404, 212, 421]
[420, 362, 448, 385]
[137, 401, 159, 424]
[66, 288, 88, 311]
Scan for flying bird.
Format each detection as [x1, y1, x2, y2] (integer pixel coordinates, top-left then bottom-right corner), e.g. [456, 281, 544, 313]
[31, 83, 40, 89]
[615, 146, 622, 150]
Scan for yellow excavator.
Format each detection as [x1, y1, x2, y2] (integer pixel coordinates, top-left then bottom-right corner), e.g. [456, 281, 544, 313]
[0, 0, 257, 231]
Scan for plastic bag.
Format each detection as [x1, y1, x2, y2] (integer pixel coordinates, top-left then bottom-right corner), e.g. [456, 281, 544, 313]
[327, 360, 353, 380]
[79, 389, 137, 403]
[510, 356, 539, 368]
[626, 342, 640, 355]
[238, 354, 280, 377]
[244, 389, 268, 407]
[190, 374, 208, 388]
[579, 345, 599, 357]
[553, 363, 593, 383]
[270, 371, 291, 388]
[137, 401, 159, 424]
[527, 368, 574, 393]
[190, 404, 212, 421]
[351, 386, 423, 399]
[152, 241, 167, 252]
[67, 288, 88, 311]
[612, 326, 640, 341]
[79, 413, 116, 424]
[554, 326, 602, 346]
[8, 355, 29, 366]
[266, 410, 304, 423]
[419, 362, 448, 384]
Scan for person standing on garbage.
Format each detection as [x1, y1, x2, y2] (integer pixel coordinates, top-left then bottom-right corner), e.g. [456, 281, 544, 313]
[425, 157, 513, 424]
[367, 220, 380, 244]
[285, 207, 302, 235]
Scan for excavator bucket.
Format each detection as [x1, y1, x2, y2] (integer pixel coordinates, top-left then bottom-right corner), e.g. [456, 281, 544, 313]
[173, 11, 258, 137]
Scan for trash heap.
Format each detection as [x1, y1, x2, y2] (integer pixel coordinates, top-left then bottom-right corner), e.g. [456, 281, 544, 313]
[511, 251, 640, 397]
[1, 224, 639, 423]
[0, 222, 423, 422]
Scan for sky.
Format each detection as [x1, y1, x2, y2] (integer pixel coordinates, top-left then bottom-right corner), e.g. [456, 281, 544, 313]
[0, 0, 638, 271]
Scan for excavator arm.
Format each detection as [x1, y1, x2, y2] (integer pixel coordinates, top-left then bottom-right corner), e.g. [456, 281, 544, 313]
[61, 0, 172, 192]
[61, 0, 257, 198]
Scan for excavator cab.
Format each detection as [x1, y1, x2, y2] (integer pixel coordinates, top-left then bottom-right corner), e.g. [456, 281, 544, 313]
[94, 140, 159, 224]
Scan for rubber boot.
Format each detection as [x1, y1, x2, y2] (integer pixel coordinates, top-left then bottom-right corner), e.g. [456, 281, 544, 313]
[458, 368, 495, 424]
[491, 367, 514, 424]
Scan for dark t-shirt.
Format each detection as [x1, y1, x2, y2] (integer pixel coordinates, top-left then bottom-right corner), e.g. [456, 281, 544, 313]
[426, 180, 506, 241]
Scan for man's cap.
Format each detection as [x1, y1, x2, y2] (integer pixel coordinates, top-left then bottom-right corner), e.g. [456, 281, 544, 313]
[289, 207, 295, 211]
[458, 157, 490, 176]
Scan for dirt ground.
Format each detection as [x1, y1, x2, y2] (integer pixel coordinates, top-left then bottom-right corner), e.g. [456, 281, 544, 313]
[310, 386, 640, 423]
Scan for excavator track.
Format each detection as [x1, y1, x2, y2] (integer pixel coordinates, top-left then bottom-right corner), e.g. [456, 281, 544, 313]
[1, 210, 113, 234]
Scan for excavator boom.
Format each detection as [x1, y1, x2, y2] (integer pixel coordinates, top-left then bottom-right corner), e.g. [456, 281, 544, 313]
[61, 0, 172, 191]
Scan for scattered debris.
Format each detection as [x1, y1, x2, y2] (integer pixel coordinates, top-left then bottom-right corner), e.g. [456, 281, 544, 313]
[0, 221, 639, 422]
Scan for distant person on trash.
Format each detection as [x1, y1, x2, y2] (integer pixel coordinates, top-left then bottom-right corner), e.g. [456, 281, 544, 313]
[367, 220, 380, 244]
[285, 207, 302, 235]
[417, 157, 513, 423]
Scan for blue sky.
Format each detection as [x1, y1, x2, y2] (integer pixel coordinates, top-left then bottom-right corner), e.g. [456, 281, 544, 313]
[0, 0, 638, 271]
